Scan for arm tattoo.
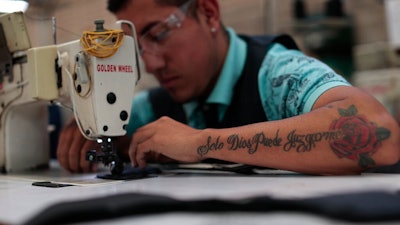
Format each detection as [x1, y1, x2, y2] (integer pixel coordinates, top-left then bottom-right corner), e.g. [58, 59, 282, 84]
[283, 130, 342, 152]
[197, 136, 224, 157]
[227, 131, 282, 154]
[329, 105, 390, 168]
[196, 105, 391, 168]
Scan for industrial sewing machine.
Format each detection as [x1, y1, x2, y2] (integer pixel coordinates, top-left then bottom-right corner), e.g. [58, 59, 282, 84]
[0, 12, 141, 174]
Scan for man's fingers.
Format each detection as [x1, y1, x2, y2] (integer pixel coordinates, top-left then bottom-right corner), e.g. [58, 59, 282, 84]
[130, 140, 153, 169]
[130, 124, 156, 168]
[129, 141, 138, 167]
[79, 144, 90, 173]
[56, 118, 102, 173]
[136, 143, 149, 169]
[56, 131, 71, 172]
[68, 135, 85, 172]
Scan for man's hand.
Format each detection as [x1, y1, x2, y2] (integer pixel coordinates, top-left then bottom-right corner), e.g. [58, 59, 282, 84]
[130, 116, 203, 168]
[56, 118, 99, 173]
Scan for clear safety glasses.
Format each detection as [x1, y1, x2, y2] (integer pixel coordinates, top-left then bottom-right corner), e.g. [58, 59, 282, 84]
[138, 0, 195, 56]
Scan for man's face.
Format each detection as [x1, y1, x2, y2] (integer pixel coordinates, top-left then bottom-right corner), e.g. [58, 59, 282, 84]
[116, 0, 220, 103]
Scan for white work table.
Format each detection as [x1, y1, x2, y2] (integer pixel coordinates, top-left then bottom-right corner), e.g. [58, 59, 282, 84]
[2, 162, 400, 225]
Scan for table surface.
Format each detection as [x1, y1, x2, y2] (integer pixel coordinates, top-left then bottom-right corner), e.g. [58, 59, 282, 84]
[2, 162, 400, 225]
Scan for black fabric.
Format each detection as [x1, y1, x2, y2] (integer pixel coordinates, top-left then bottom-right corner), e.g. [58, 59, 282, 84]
[148, 34, 299, 128]
[23, 191, 400, 225]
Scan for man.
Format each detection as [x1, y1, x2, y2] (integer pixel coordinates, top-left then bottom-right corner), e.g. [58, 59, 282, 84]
[57, 0, 400, 175]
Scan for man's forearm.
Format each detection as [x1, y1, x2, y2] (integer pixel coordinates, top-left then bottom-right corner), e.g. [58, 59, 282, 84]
[197, 104, 398, 175]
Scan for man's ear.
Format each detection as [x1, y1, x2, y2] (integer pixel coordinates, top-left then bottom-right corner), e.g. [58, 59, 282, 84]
[196, 0, 221, 30]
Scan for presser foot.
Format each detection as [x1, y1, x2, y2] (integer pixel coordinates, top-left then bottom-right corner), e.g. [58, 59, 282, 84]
[86, 148, 160, 180]
[86, 150, 124, 175]
[85, 137, 160, 180]
[85, 137, 124, 175]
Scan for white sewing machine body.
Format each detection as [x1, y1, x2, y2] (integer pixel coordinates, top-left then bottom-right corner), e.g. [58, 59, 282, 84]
[0, 12, 140, 173]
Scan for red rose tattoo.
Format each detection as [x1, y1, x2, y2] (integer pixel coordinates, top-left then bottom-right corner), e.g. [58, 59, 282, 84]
[329, 105, 391, 168]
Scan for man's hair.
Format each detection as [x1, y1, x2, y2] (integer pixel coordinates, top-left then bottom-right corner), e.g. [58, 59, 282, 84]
[107, 0, 193, 14]
[107, 0, 226, 35]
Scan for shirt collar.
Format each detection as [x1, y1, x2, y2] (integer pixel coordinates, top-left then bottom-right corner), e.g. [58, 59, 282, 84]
[207, 28, 247, 105]
[184, 28, 247, 107]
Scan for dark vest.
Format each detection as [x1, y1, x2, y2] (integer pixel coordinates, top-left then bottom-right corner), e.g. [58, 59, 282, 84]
[149, 34, 298, 128]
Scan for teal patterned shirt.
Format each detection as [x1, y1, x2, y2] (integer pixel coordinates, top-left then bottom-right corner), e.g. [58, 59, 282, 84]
[126, 28, 351, 136]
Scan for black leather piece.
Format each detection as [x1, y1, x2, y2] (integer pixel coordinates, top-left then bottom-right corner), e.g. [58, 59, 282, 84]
[23, 191, 400, 225]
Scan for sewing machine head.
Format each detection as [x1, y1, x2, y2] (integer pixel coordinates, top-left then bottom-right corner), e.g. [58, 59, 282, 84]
[39, 19, 141, 140]
[0, 12, 141, 174]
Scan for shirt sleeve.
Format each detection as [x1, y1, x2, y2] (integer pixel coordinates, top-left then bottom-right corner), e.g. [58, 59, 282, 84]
[126, 90, 155, 136]
[258, 43, 351, 121]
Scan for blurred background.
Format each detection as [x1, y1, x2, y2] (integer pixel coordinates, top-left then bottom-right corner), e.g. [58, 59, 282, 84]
[2, 0, 400, 121]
